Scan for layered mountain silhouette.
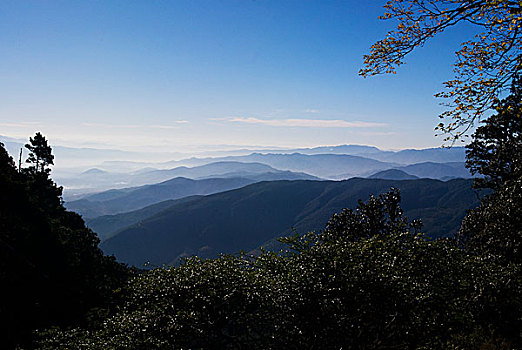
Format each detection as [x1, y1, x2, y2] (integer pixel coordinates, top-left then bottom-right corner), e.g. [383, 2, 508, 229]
[158, 153, 397, 179]
[368, 169, 419, 180]
[59, 161, 319, 195]
[99, 178, 480, 267]
[66, 177, 257, 217]
[45, 145, 473, 200]
[394, 162, 471, 179]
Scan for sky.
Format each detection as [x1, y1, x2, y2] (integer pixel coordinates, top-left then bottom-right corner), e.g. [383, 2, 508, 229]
[0, 0, 479, 152]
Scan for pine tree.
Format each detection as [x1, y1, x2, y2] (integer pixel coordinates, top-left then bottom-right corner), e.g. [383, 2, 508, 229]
[25, 132, 54, 173]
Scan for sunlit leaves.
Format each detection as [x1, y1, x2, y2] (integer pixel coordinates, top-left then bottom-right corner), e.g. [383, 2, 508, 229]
[360, 0, 522, 141]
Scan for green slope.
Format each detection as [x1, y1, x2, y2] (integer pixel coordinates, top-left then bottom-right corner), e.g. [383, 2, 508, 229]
[100, 178, 479, 267]
[66, 177, 256, 217]
[85, 196, 203, 242]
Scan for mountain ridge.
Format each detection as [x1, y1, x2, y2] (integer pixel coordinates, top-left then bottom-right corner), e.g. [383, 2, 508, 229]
[100, 178, 480, 267]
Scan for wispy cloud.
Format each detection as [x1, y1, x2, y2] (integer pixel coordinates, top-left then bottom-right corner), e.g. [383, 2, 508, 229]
[81, 121, 188, 129]
[304, 109, 320, 114]
[218, 117, 387, 128]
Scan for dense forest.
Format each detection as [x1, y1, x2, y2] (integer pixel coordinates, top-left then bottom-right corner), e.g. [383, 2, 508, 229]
[0, 81, 519, 348]
[0, 133, 133, 349]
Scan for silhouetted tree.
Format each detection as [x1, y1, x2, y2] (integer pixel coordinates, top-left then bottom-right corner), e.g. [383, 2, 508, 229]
[457, 79, 522, 346]
[25, 132, 54, 173]
[319, 188, 420, 243]
[466, 78, 522, 191]
[460, 79, 522, 258]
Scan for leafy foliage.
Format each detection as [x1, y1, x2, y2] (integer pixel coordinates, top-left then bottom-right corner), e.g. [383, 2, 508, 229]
[320, 189, 419, 242]
[460, 177, 522, 263]
[457, 84, 522, 345]
[360, 0, 522, 141]
[466, 78, 522, 190]
[0, 136, 132, 349]
[38, 189, 522, 349]
[456, 178, 522, 346]
[461, 83, 522, 263]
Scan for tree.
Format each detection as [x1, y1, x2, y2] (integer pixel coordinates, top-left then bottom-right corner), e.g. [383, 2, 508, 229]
[0, 141, 15, 172]
[456, 79, 522, 345]
[465, 77, 522, 190]
[0, 139, 131, 349]
[360, 0, 522, 141]
[459, 79, 522, 262]
[460, 177, 522, 263]
[25, 132, 54, 173]
[319, 188, 421, 242]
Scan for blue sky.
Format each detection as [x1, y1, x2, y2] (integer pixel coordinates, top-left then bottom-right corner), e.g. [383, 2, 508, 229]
[0, 0, 477, 152]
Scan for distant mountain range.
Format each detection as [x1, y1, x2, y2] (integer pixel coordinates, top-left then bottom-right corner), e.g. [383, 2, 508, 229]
[59, 161, 320, 197]
[98, 178, 481, 267]
[65, 157, 473, 217]
[133, 152, 470, 181]
[154, 153, 399, 179]
[66, 177, 257, 217]
[5, 140, 466, 196]
[2, 135, 466, 171]
[159, 144, 467, 164]
[2, 134, 468, 171]
[394, 162, 470, 179]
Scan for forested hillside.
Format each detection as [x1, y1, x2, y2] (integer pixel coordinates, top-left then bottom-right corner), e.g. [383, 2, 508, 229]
[0, 136, 132, 349]
[66, 177, 256, 217]
[100, 178, 480, 266]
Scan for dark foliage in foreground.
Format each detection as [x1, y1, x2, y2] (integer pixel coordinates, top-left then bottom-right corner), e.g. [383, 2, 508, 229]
[0, 138, 132, 349]
[39, 189, 522, 349]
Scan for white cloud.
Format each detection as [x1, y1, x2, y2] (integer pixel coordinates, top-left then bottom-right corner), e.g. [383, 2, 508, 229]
[304, 109, 320, 113]
[219, 117, 387, 128]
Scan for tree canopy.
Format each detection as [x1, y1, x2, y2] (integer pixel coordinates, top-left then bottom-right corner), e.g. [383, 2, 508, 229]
[0, 135, 132, 349]
[25, 132, 54, 173]
[360, 0, 522, 141]
[465, 77, 522, 190]
[460, 80, 522, 266]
